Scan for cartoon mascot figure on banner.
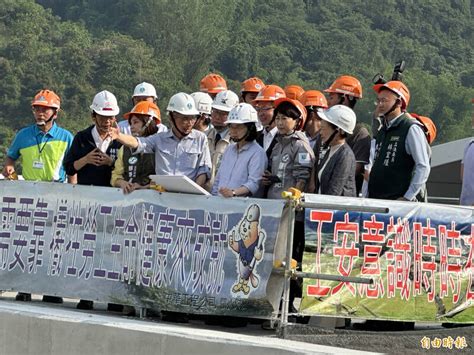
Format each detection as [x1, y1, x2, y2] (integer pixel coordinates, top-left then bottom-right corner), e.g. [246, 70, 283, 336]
[229, 204, 266, 296]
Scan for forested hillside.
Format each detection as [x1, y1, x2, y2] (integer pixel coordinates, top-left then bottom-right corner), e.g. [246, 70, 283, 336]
[0, 0, 472, 158]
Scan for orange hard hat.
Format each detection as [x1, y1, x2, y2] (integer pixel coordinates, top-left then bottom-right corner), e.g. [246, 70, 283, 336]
[199, 73, 227, 94]
[299, 90, 328, 109]
[284, 85, 305, 101]
[241, 77, 265, 93]
[31, 89, 61, 109]
[274, 97, 308, 131]
[123, 101, 161, 124]
[324, 75, 363, 99]
[373, 80, 410, 110]
[410, 113, 437, 144]
[252, 85, 286, 104]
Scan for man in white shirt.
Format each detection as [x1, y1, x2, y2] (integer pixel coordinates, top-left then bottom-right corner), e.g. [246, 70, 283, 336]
[253, 85, 286, 156]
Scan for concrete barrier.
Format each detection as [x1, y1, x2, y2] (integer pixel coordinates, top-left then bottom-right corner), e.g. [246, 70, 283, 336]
[0, 298, 375, 355]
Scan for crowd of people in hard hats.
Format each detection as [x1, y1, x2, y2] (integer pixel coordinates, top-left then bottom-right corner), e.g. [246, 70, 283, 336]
[2, 72, 472, 317]
[1, 74, 444, 199]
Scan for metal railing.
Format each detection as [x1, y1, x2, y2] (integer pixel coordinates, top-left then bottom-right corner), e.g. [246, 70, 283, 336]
[427, 196, 460, 205]
[276, 191, 391, 336]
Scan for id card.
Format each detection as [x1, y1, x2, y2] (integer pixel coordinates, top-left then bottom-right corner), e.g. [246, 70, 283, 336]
[32, 160, 44, 169]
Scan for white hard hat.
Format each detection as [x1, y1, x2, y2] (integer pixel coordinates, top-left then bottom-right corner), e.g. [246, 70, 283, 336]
[90, 90, 120, 116]
[166, 92, 200, 115]
[133, 82, 157, 99]
[225, 103, 259, 124]
[191, 92, 213, 115]
[225, 103, 263, 132]
[318, 105, 356, 134]
[211, 90, 239, 112]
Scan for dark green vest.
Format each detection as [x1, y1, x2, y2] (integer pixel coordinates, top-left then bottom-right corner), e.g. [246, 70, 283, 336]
[122, 148, 155, 186]
[368, 114, 415, 200]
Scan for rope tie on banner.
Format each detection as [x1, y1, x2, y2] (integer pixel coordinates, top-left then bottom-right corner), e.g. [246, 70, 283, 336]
[281, 187, 302, 201]
[150, 182, 166, 192]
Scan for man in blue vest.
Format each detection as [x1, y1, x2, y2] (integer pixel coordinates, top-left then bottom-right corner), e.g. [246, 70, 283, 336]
[368, 81, 431, 201]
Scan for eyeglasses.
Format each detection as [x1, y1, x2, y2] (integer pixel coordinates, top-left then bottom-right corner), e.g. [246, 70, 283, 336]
[175, 114, 197, 122]
[212, 109, 228, 116]
[255, 106, 273, 113]
[374, 98, 393, 105]
[32, 106, 54, 113]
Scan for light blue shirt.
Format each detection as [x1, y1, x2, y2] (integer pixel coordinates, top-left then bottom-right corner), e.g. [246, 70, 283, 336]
[404, 123, 431, 200]
[211, 141, 267, 197]
[137, 129, 211, 181]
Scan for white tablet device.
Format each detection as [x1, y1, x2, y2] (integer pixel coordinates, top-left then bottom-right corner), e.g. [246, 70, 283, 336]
[149, 175, 211, 196]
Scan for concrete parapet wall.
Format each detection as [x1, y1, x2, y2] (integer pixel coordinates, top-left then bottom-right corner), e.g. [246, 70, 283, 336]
[0, 300, 373, 355]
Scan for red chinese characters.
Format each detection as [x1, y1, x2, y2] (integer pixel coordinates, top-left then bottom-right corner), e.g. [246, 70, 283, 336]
[464, 225, 474, 301]
[331, 213, 359, 296]
[359, 215, 386, 298]
[306, 209, 472, 306]
[386, 217, 412, 300]
[306, 210, 333, 297]
[439, 222, 462, 303]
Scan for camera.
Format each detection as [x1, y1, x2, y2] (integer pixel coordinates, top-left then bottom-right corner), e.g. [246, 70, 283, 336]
[267, 175, 281, 184]
[372, 73, 386, 85]
[372, 60, 406, 85]
[391, 60, 405, 81]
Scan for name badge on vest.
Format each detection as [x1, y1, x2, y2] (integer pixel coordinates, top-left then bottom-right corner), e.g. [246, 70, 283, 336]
[33, 160, 44, 169]
[128, 156, 138, 165]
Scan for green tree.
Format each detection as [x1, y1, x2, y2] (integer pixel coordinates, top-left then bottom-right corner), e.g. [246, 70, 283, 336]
[0, 0, 469, 146]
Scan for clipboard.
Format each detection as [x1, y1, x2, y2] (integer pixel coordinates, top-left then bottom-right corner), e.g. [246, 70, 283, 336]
[149, 175, 210, 195]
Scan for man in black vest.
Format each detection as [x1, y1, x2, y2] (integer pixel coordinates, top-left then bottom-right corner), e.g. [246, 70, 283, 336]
[358, 81, 431, 332]
[368, 81, 430, 201]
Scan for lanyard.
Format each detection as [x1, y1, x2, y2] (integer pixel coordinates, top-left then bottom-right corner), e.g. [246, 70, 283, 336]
[35, 133, 52, 155]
